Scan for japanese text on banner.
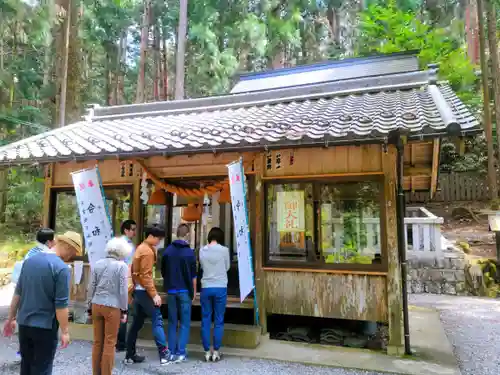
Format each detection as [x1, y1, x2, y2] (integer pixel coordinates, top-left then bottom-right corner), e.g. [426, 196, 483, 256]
[227, 160, 255, 303]
[71, 167, 113, 268]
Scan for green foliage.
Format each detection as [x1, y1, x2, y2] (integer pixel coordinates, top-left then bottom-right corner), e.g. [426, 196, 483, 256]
[356, 3, 483, 172]
[356, 3, 476, 91]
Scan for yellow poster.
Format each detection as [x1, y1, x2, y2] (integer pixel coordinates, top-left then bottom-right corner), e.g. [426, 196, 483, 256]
[277, 191, 305, 232]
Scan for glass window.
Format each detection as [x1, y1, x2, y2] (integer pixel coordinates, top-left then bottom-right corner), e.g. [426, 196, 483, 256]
[267, 183, 315, 263]
[266, 180, 383, 268]
[319, 182, 381, 265]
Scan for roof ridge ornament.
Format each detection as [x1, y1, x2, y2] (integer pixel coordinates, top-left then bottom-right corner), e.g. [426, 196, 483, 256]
[84, 104, 101, 123]
[427, 63, 440, 85]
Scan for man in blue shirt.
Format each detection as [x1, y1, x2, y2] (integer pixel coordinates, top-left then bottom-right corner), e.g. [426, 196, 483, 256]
[116, 219, 137, 352]
[161, 223, 197, 363]
[11, 228, 56, 363]
[4, 231, 82, 375]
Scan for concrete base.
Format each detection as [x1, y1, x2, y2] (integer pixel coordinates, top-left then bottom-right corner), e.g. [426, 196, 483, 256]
[68, 306, 460, 375]
[70, 320, 261, 350]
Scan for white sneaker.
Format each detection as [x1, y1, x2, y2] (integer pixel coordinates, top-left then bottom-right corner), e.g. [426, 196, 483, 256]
[212, 350, 221, 362]
[174, 354, 187, 363]
[204, 351, 212, 362]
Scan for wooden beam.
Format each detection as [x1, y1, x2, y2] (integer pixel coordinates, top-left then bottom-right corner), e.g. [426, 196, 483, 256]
[42, 164, 54, 227]
[403, 166, 432, 176]
[382, 145, 404, 355]
[410, 143, 416, 166]
[430, 138, 440, 199]
[261, 171, 384, 180]
[253, 154, 267, 333]
[262, 267, 388, 276]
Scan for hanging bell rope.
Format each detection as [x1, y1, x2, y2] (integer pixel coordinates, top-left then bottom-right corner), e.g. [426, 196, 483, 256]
[133, 159, 254, 197]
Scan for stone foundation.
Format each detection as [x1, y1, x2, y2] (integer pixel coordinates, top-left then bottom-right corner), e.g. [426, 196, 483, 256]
[407, 250, 468, 295]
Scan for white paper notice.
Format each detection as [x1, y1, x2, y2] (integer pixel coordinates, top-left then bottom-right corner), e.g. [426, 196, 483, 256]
[227, 160, 255, 302]
[72, 167, 113, 268]
[73, 260, 83, 285]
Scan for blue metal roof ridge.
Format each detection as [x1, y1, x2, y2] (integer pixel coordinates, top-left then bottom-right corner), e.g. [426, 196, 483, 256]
[236, 51, 420, 81]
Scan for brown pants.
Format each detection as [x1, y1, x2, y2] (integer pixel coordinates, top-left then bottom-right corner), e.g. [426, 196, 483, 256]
[92, 304, 121, 375]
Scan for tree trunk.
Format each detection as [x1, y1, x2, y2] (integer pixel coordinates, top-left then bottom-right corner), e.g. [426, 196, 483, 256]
[0, 15, 6, 223]
[175, 0, 188, 100]
[58, 0, 71, 127]
[477, 0, 498, 199]
[136, 0, 150, 103]
[153, 24, 161, 101]
[466, 0, 479, 64]
[117, 29, 127, 105]
[161, 33, 168, 100]
[42, 0, 55, 89]
[64, 0, 81, 124]
[486, 0, 500, 159]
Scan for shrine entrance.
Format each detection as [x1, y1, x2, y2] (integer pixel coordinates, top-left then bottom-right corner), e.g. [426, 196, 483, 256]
[142, 176, 251, 299]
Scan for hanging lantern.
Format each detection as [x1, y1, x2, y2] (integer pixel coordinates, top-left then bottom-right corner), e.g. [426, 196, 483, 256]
[182, 202, 202, 222]
[219, 184, 231, 203]
[148, 187, 167, 205]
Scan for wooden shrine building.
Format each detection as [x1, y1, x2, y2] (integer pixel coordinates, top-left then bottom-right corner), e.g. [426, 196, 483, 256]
[0, 52, 480, 355]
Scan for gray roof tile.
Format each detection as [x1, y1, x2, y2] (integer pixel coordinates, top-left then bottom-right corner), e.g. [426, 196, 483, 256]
[0, 78, 480, 165]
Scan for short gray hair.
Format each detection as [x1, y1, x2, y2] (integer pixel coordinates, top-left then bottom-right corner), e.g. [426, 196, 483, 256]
[105, 237, 132, 260]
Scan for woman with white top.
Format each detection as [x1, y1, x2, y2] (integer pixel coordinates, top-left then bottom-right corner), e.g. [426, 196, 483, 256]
[199, 227, 231, 362]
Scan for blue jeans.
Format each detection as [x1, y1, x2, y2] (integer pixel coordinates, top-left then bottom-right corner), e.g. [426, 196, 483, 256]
[126, 290, 167, 357]
[19, 325, 58, 375]
[167, 292, 192, 355]
[200, 287, 227, 351]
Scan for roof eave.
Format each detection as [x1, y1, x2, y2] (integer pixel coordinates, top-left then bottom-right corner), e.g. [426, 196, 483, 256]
[0, 128, 481, 168]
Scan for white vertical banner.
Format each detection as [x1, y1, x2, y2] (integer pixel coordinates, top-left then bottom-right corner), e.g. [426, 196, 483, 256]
[227, 159, 255, 303]
[71, 167, 113, 268]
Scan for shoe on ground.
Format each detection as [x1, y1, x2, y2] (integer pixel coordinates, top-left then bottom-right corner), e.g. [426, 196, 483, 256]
[174, 354, 187, 363]
[160, 349, 172, 366]
[204, 351, 212, 362]
[124, 354, 146, 364]
[14, 351, 21, 364]
[116, 346, 126, 353]
[212, 350, 221, 362]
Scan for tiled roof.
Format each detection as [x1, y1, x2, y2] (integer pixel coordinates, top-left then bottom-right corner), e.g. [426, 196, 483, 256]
[0, 68, 480, 166]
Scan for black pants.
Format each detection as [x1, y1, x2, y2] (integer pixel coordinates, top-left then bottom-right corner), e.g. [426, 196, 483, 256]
[19, 325, 58, 375]
[116, 320, 127, 350]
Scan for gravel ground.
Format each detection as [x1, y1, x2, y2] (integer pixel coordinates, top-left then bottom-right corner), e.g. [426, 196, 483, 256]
[0, 337, 388, 375]
[410, 294, 500, 375]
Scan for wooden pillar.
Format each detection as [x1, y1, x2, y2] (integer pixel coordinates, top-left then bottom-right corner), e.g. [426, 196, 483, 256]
[382, 145, 404, 355]
[42, 164, 54, 227]
[132, 175, 142, 240]
[253, 154, 267, 333]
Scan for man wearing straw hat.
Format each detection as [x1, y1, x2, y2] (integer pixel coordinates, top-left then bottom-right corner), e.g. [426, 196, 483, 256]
[3, 231, 83, 375]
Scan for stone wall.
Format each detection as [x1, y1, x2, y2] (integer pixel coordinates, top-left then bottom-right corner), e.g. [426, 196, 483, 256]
[407, 250, 468, 295]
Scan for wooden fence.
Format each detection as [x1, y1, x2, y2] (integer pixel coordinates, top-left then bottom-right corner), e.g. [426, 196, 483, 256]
[406, 173, 489, 203]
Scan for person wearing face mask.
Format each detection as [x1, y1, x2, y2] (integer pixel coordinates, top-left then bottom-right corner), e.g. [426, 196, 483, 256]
[124, 225, 169, 366]
[3, 231, 82, 375]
